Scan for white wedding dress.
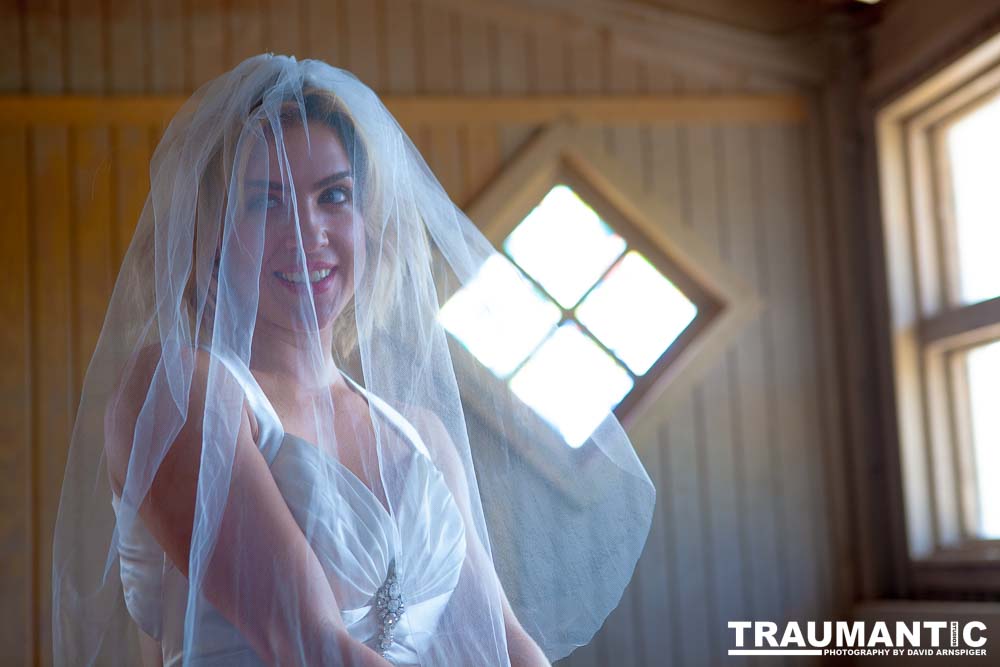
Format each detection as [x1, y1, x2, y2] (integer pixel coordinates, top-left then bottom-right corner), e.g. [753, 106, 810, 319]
[110, 351, 468, 666]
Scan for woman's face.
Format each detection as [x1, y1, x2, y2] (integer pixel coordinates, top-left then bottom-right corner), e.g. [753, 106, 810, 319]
[243, 120, 364, 334]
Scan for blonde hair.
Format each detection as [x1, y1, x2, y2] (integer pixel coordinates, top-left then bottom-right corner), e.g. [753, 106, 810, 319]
[158, 86, 417, 360]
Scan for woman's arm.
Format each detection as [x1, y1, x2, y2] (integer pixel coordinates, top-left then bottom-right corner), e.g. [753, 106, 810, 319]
[411, 408, 551, 667]
[105, 345, 391, 667]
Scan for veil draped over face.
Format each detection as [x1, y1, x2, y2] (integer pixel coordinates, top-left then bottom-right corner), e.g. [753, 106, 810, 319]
[51, 54, 655, 666]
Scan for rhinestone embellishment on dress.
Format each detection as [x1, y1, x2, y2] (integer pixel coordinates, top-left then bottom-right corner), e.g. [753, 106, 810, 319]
[375, 557, 405, 655]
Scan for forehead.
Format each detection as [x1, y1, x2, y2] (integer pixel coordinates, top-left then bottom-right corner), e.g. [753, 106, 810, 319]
[246, 121, 350, 181]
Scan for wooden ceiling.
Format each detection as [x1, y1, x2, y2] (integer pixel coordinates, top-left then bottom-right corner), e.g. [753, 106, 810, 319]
[630, 0, 883, 34]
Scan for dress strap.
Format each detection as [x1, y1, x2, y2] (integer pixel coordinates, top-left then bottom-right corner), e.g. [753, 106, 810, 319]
[196, 344, 285, 464]
[339, 372, 433, 462]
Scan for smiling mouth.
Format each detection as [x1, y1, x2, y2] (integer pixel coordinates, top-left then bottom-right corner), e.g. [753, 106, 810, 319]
[275, 268, 334, 284]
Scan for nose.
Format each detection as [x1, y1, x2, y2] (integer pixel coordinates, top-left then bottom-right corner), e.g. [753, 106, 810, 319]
[288, 201, 329, 252]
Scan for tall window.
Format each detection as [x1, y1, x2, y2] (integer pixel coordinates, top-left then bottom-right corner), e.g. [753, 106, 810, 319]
[877, 44, 1000, 594]
[939, 93, 1000, 539]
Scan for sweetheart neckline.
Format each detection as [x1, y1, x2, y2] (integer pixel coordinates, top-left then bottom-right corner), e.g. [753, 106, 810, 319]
[277, 431, 397, 518]
[275, 372, 428, 520]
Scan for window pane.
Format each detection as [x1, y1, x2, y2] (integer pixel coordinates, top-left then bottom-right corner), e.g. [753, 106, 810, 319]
[502, 185, 627, 309]
[509, 322, 634, 448]
[946, 93, 1000, 304]
[576, 250, 698, 375]
[966, 339, 1000, 538]
[439, 254, 561, 377]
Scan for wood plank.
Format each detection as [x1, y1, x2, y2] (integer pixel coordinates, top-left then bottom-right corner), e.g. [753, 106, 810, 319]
[263, 0, 300, 59]
[418, 0, 458, 94]
[30, 124, 73, 667]
[457, 12, 500, 207]
[0, 126, 32, 667]
[605, 50, 643, 175]
[688, 124, 753, 665]
[493, 25, 532, 161]
[624, 428, 670, 666]
[148, 0, 185, 92]
[762, 124, 828, 651]
[111, 126, 151, 270]
[0, 1, 24, 91]
[728, 125, 787, 665]
[457, 11, 491, 95]
[343, 0, 380, 88]
[23, 0, 64, 93]
[382, 0, 416, 93]
[189, 0, 226, 87]
[802, 96, 854, 617]
[785, 121, 846, 617]
[663, 394, 712, 664]
[108, 0, 146, 93]
[228, 0, 266, 68]
[712, 134, 765, 667]
[71, 127, 114, 401]
[66, 0, 105, 93]
[417, 0, 462, 200]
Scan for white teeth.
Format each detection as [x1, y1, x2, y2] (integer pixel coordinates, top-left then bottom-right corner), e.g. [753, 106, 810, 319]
[277, 268, 332, 284]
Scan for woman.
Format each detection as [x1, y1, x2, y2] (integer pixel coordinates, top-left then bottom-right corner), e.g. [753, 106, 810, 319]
[52, 54, 655, 666]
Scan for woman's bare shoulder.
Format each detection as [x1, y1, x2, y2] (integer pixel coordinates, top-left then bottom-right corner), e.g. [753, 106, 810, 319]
[104, 343, 257, 494]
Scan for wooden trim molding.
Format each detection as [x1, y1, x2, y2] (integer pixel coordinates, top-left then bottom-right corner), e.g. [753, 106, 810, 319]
[0, 93, 808, 127]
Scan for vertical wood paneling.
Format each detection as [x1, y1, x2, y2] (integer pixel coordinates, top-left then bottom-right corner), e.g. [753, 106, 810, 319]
[0, 4, 24, 90]
[759, 125, 825, 631]
[30, 125, 73, 667]
[229, 0, 266, 68]
[383, 0, 417, 93]
[0, 127, 31, 666]
[689, 123, 753, 665]
[72, 128, 114, 397]
[111, 127, 151, 267]
[803, 108, 855, 617]
[494, 26, 530, 161]
[108, 0, 146, 93]
[264, 0, 301, 60]
[148, 0, 185, 93]
[343, 0, 380, 88]
[723, 124, 788, 666]
[418, 3, 463, 200]
[458, 12, 500, 207]
[24, 0, 64, 93]
[67, 0, 105, 93]
[190, 0, 226, 88]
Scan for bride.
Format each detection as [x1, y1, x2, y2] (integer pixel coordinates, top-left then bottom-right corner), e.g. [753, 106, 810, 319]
[51, 54, 655, 666]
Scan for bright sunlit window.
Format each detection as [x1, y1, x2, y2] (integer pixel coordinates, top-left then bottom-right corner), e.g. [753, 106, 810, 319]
[944, 94, 1000, 539]
[965, 340, 1000, 538]
[945, 92, 1000, 305]
[440, 184, 698, 447]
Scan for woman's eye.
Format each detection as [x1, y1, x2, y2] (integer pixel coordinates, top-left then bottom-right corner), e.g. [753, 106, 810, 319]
[320, 186, 350, 205]
[247, 194, 283, 211]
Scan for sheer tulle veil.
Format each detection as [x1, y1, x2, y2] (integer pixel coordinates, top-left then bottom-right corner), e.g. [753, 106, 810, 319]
[51, 53, 655, 666]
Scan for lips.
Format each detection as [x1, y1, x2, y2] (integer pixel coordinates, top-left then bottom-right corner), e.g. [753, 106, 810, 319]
[273, 264, 339, 295]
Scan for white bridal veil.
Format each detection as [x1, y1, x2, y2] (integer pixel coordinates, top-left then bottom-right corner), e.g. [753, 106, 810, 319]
[51, 54, 655, 666]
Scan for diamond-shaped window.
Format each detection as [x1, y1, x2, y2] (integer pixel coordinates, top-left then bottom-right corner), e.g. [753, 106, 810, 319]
[441, 180, 708, 447]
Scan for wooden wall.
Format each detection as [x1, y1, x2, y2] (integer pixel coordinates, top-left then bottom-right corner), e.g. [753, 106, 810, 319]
[0, 1, 856, 665]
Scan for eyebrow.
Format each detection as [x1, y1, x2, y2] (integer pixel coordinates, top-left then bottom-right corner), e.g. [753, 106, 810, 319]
[246, 170, 353, 190]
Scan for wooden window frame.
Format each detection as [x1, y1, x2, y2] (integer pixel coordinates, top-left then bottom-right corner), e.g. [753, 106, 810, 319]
[454, 120, 758, 439]
[875, 35, 1000, 595]
[491, 167, 723, 422]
